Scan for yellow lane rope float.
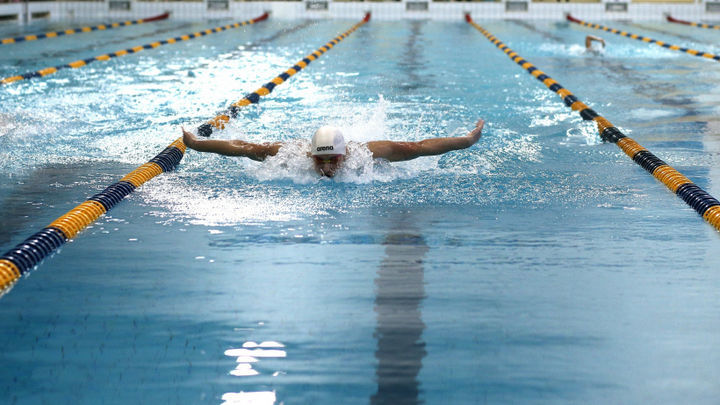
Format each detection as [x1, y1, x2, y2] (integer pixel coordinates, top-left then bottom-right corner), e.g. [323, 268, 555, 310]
[0, 12, 269, 86]
[0, 139, 186, 296]
[566, 14, 720, 63]
[1, 12, 170, 46]
[197, 12, 372, 137]
[465, 13, 720, 232]
[667, 15, 720, 30]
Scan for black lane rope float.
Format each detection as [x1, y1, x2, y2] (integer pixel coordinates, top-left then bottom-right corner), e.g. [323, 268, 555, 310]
[566, 14, 720, 63]
[197, 13, 371, 137]
[0, 139, 187, 296]
[0, 12, 170, 46]
[667, 15, 720, 30]
[0, 12, 269, 86]
[465, 13, 720, 232]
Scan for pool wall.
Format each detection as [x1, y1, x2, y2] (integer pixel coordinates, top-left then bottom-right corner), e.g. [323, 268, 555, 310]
[1, 0, 718, 23]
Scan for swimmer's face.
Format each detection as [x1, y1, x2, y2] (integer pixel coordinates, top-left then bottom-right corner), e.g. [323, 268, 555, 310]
[313, 154, 344, 178]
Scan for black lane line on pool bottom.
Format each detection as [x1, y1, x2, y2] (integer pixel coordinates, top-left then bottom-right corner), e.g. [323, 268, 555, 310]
[188, 20, 317, 73]
[509, 20, 566, 43]
[372, 220, 428, 405]
[397, 20, 430, 93]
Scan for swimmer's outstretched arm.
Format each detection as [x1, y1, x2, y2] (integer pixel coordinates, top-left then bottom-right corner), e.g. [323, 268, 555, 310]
[182, 127, 281, 162]
[367, 119, 484, 162]
[585, 35, 605, 49]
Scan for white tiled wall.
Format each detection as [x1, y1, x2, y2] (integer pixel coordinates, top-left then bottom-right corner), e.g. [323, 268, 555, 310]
[0, 0, 716, 23]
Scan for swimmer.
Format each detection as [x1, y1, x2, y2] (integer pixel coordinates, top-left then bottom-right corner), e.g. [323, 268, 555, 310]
[182, 119, 484, 178]
[585, 35, 606, 52]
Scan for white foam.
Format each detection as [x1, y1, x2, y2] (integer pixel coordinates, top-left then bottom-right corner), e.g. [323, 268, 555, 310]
[221, 391, 275, 404]
[243, 341, 285, 348]
[139, 176, 308, 226]
[235, 356, 259, 363]
[224, 348, 287, 358]
[229, 368, 260, 377]
[563, 121, 603, 146]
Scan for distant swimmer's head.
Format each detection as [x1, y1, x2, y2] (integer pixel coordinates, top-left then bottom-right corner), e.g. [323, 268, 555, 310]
[311, 126, 346, 178]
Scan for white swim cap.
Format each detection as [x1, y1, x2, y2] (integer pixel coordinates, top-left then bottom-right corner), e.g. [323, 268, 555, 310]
[311, 126, 346, 156]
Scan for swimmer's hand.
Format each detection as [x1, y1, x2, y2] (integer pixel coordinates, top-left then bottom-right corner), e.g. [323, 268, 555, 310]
[182, 126, 198, 149]
[585, 35, 606, 50]
[467, 119, 484, 145]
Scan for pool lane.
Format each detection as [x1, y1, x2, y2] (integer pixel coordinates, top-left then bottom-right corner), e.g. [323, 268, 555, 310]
[0, 12, 169, 46]
[0, 14, 373, 297]
[1, 20, 720, 405]
[197, 13, 372, 137]
[0, 13, 269, 86]
[466, 14, 720, 232]
[566, 14, 720, 63]
[5, 22, 198, 67]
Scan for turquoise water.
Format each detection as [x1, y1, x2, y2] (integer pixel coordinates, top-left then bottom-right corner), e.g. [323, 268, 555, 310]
[1, 17, 720, 404]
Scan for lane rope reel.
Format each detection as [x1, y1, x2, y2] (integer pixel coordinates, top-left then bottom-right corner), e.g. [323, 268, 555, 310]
[666, 15, 720, 30]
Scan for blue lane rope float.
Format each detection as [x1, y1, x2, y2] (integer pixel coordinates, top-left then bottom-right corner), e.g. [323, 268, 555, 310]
[0, 139, 187, 295]
[566, 14, 720, 63]
[197, 12, 372, 137]
[0, 12, 170, 46]
[667, 15, 720, 30]
[0, 12, 269, 86]
[465, 14, 720, 232]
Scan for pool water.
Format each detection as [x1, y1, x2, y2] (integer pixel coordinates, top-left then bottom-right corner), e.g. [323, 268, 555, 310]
[1, 17, 719, 404]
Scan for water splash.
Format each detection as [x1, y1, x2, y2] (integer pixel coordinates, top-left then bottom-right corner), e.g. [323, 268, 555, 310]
[563, 121, 603, 146]
[140, 176, 312, 226]
[221, 391, 276, 405]
[237, 96, 425, 184]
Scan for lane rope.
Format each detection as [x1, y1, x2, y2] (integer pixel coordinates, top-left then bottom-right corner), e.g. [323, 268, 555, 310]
[667, 15, 720, 30]
[465, 14, 720, 232]
[0, 12, 269, 86]
[566, 14, 720, 62]
[0, 12, 170, 46]
[197, 13, 371, 137]
[0, 139, 186, 296]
